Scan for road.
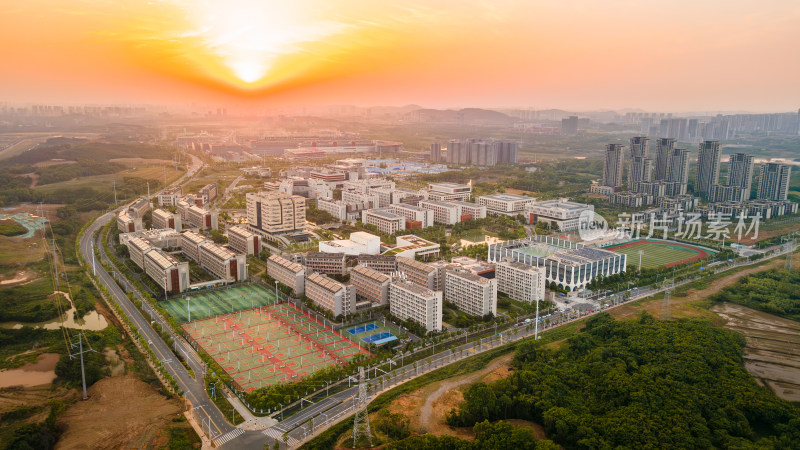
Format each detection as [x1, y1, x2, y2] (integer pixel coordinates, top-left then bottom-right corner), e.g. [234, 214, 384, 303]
[273, 241, 796, 447]
[83, 224, 269, 446]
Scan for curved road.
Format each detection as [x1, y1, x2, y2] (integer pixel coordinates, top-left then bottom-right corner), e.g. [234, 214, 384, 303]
[82, 217, 269, 448]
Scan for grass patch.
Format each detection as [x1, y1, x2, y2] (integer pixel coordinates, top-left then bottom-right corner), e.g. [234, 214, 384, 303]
[0, 220, 27, 237]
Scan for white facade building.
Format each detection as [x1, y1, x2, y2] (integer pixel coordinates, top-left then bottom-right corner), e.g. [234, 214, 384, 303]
[525, 199, 594, 232]
[227, 225, 260, 255]
[495, 260, 546, 304]
[443, 270, 497, 317]
[389, 281, 442, 333]
[318, 231, 380, 256]
[426, 182, 472, 201]
[152, 208, 182, 232]
[478, 193, 536, 217]
[267, 254, 305, 295]
[390, 204, 435, 228]
[362, 208, 406, 234]
[418, 200, 461, 225]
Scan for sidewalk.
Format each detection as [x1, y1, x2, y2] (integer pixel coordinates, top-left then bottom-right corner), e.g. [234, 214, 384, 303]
[184, 411, 214, 450]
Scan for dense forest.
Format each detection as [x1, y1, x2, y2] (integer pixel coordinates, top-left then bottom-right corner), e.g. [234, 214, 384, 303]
[386, 420, 558, 449]
[446, 313, 800, 448]
[710, 268, 800, 321]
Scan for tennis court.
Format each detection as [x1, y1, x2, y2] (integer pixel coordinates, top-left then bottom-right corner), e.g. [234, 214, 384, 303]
[604, 239, 713, 269]
[162, 284, 279, 323]
[183, 302, 371, 392]
[346, 320, 401, 346]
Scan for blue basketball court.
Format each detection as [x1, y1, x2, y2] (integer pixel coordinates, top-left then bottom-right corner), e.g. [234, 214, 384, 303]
[346, 323, 379, 335]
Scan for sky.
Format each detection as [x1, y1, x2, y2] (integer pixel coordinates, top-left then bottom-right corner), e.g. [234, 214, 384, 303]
[1, 0, 799, 111]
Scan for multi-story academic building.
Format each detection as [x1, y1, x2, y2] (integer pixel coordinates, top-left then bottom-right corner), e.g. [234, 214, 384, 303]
[246, 191, 306, 234]
[495, 260, 546, 304]
[362, 208, 406, 234]
[186, 204, 218, 230]
[152, 208, 182, 232]
[198, 242, 247, 283]
[389, 281, 442, 333]
[396, 256, 438, 290]
[305, 273, 354, 317]
[350, 264, 391, 308]
[443, 270, 497, 317]
[303, 252, 348, 275]
[477, 193, 536, 217]
[227, 225, 260, 255]
[267, 254, 305, 295]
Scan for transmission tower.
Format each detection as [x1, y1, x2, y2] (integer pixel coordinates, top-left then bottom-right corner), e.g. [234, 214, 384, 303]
[352, 367, 373, 447]
[69, 333, 97, 400]
[661, 279, 674, 321]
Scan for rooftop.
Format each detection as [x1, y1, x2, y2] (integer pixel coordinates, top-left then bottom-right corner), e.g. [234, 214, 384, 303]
[306, 251, 346, 260]
[396, 256, 437, 273]
[532, 199, 591, 210]
[365, 208, 405, 220]
[419, 199, 459, 209]
[351, 264, 390, 283]
[199, 241, 237, 260]
[307, 272, 345, 293]
[227, 225, 254, 238]
[481, 193, 532, 202]
[147, 248, 181, 270]
[268, 254, 304, 273]
[391, 280, 437, 297]
[181, 230, 209, 245]
[446, 269, 493, 284]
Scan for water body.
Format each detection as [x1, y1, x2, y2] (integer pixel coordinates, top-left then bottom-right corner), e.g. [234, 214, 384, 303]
[0, 291, 108, 331]
[0, 353, 59, 388]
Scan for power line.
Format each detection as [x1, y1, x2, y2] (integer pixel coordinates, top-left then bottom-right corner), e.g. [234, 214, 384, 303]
[352, 366, 372, 447]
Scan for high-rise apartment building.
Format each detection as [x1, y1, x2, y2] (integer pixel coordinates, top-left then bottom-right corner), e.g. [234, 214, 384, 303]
[430, 143, 442, 162]
[561, 116, 579, 135]
[727, 153, 755, 198]
[629, 156, 653, 193]
[246, 191, 306, 234]
[666, 148, 690, 196]
[629, 136, 649, 159]
[757, 163, 791, 201]
[654, 138, 676, 181]
[696, 141, 722, 198]
[602, 144, 625, 188]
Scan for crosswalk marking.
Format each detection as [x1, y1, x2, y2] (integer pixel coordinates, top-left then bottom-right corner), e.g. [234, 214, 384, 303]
[263, 427, 300, 447]
[213, 427, 244, 447]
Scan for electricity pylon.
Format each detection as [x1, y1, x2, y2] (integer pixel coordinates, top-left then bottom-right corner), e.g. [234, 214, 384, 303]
[353, 367, 373, 447]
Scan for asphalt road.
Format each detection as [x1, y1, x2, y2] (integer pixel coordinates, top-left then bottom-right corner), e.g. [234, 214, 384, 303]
[82, 213, 269, 448]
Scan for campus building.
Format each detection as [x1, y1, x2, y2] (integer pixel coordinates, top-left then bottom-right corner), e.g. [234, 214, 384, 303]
[443, 270, 497, 317]
[356, 254, 397, 274]
[180, 230, 211, 263]
[116, 210, 143, 233]
[350, 264, 391, 308]
[144, 248, 190, 294]
[303, 252, 348, 275]
[152, 208, 182, 232]
[125, 237, 189, 294]
[418, 199, 460, 225]
[118, 228, 181, 249]
[389, 281, 442, 333]
[449, 201, 487, 221]
[390, 204, 435, 228]
[362, 208, 406, 234]
[495, 260, 546, 304]
[426, 182, 472, 201]
[318, 231, 380, 256]
[246, 191, 306, 234]
[227, 225, 260, 255]
[267, 254, 305, 295]
[389, 235, 441, 259]
[316, 197, 373, 222]
[157, 186, 183, 207]
[199, 183, 218, 205]
[198, 242, 247, 283]
[186, 204, 218, 230]
[525, 199, 594, 231]
[305, 273, 355, 317]
[488, 237, 626, 291]
[477, 193, 536, 217]
[396, 256, 439, 290]
[126, 197, 151, 219]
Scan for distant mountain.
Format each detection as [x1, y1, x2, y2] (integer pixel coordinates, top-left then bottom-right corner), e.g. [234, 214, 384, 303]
[408, 108, 515, 125]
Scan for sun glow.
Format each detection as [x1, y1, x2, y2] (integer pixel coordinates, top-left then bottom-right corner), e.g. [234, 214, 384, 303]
[166, 0, 349, 87]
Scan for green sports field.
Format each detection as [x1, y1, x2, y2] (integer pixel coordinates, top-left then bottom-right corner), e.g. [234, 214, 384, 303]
[604, 240, 713, 269]
[162, 284, 280, 323]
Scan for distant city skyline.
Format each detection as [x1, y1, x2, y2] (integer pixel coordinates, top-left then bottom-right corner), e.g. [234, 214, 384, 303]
[1, 1, 799, 111]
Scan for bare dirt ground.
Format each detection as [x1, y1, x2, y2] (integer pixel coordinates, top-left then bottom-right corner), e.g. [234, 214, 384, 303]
[56, 374, 183, 450]
[384, 352, 543, 441]
[711, 303, 800, 402]
[737, 221, 800, 246]
[609, 252, 800, 322]
[109, 157, 174, 165]
[0, 269, 38, 286]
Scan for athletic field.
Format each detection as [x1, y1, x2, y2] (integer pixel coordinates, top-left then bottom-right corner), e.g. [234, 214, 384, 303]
[183, 303, 371, 392]
[604, 239, 713, 269]
[162, 284, 279, 323]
